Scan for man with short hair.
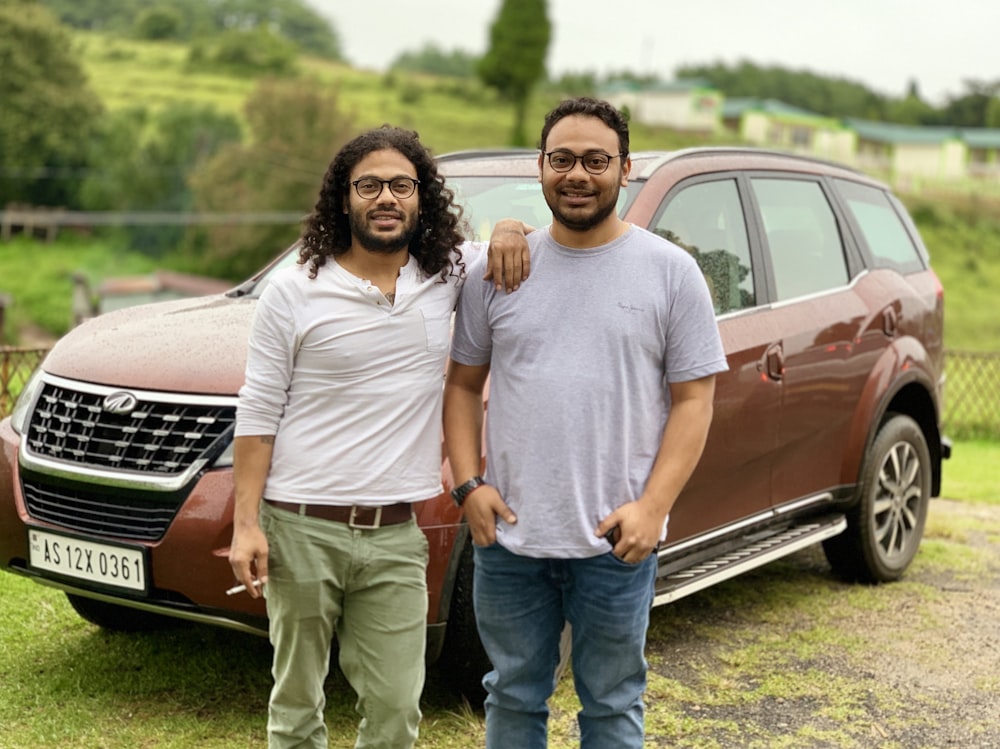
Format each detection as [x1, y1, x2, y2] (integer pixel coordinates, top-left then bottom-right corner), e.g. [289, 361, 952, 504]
[444, 98, 729, 748]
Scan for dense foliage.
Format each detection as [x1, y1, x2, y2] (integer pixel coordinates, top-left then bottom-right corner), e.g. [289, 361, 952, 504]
[0, 0, 103, 208]
[182, 78, 358, 279]
[390, 43, 478, 79]
[478, 0, 551, 146]
[187, 26, 299, 76]
[37, 0, 342, 59]
[676, 60, 1000, 127]
[79, 103, 242, 255]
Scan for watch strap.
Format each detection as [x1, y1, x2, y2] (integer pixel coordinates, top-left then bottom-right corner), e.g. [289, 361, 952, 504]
[451, 475, 486, 507]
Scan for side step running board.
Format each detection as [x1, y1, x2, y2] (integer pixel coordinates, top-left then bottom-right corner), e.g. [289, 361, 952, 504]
[653, 514, 847, 606]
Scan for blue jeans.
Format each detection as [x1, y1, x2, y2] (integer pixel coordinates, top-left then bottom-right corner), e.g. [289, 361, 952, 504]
[473, 543, 657, 749]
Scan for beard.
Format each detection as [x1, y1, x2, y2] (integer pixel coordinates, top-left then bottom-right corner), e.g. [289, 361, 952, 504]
[544, 182, 620, 233]
[348, 205, 419, 254]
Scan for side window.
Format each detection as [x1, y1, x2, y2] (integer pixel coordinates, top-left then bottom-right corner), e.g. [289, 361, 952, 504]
[833, 178, 926, 273]
[751, 178, 849, 301]
[653, 179, 756, 314]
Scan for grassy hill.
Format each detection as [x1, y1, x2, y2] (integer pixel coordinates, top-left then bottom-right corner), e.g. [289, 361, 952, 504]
[904, 197, 1000, 352]
[1, 32, 996, 352]
[73, 31, 716, 155]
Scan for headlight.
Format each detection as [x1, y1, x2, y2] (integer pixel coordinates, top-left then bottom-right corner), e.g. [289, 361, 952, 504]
[9, 368, 43, 435]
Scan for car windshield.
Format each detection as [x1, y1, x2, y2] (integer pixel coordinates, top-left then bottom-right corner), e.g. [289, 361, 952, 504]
[241, 174, 643, 298]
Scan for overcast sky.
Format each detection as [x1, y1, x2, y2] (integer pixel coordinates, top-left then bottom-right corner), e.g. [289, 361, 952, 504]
[306, 0, 997, 104]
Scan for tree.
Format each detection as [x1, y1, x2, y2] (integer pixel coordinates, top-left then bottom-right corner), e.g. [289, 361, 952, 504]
[183, 78, 357, 278]
[390, 43, 478, 78]
[0, 0, 103, 208]
[676, 60, 887, 121]
[80, 103, 242, 255]
[885, 78, 938, 126]
[188, 26, 299, 76]
[134, 6, 183, 40]
[939, 80, 1000, 127]
[38, 0, 344, 60]
[477, 0, 550, 146]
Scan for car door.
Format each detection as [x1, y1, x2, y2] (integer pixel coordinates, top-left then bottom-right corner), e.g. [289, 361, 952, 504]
[647, 176, 781, 541]
[744, 175, 878, 507]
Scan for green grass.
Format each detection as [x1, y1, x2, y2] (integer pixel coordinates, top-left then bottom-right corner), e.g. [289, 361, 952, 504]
[73, 30, 728, 157]
[941, 439, 1000, 503]
[76, 34, 255, 119]
[0, 438, 994, 748]
[0, 235, 160, 342]
[910, 201, 1000, 353]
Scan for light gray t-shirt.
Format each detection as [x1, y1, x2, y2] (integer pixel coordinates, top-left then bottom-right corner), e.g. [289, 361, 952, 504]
[451, 225, 728, 558]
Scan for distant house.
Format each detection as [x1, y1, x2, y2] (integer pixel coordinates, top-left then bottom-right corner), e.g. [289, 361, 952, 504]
[721, 98, 854, 162]
[959, 128, 1000, 180]
[842, 119, 966, 181]
[599, 85, 1000, 185]
[600, 79, 722, 134]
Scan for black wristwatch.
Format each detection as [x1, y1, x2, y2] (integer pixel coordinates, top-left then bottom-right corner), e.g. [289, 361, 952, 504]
[451, 476, 487, 507]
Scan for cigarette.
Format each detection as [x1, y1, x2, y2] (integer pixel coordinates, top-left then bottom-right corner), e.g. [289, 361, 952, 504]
[226, 579, 263, 596]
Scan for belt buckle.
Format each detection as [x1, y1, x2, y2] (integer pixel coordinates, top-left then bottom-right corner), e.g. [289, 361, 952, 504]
[348, 505, 381, 529]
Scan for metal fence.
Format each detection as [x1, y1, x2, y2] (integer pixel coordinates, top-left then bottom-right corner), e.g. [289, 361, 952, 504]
[1, 346, 998, 440]
[944, 350, 1000, 440]
[0, 347, 48, 417]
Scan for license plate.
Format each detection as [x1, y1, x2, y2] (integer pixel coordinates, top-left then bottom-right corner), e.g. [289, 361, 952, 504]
[27, 528, 148, 593]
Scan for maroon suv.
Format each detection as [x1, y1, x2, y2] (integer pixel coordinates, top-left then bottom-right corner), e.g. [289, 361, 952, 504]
[0, 148, 948, 696]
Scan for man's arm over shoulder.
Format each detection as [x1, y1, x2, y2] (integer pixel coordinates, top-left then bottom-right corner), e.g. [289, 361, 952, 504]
[480, 218, 535, 292]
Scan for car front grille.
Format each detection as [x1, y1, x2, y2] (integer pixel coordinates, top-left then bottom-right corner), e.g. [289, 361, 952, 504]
[24, 381, 235, 476]
[20, 475, 186, 540]
[19, 376, 236, 541]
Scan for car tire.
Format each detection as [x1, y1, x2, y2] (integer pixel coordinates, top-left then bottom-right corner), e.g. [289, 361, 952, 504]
[438, 538, 572, 704]
[438, 538, 492, 702]
[823, 413, 931, 583]
[65, 593, 180, 632]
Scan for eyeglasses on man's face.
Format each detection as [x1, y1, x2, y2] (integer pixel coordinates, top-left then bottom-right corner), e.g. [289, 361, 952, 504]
[544, 149, 625, 175]
[351, 176, 420, 200]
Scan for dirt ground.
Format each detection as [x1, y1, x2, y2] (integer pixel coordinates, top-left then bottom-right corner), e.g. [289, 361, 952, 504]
[633, 499, 1000, 749]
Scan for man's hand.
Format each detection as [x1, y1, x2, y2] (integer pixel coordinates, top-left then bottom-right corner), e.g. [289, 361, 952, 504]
[228, 524, 269, 599]
[463, 484, 517, 547]
[484, 218, 533, 292]
[594, 500, 663, 564]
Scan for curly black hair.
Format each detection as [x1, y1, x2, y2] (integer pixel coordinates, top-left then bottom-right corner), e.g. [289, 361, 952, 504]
[298, 125, 465, 281]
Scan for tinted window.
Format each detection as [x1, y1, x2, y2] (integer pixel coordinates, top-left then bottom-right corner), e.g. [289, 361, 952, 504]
[752, 178, 848, 301]
[653, 179, 755, 314]
[446, 176, 640, 241]
[834, 179, 926, 273]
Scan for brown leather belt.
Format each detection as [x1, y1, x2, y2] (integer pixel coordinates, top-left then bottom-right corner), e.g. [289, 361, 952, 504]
[264, 499, 413, 529]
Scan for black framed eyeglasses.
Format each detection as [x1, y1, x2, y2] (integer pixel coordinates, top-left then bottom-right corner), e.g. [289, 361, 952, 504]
[544, 149, 625, 175]
[351, 176, 420, 200]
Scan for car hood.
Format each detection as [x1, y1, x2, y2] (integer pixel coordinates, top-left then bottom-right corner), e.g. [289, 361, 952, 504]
[42, 294, 255, 395]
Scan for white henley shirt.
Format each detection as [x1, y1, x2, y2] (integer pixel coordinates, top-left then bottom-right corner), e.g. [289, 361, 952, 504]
[236, 246, 478, 505]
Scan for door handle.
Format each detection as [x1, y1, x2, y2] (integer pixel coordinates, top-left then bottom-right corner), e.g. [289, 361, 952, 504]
[882, 307, 897, 337]
[757, 343, 784, 382]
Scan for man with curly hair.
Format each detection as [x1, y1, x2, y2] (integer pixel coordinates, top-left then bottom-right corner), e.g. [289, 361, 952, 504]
[228, 125, 529, 749]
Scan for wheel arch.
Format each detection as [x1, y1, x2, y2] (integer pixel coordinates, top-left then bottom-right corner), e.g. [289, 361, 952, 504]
[842, 340, 944, 501]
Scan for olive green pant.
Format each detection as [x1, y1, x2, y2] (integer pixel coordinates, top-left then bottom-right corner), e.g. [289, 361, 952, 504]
[260, 501, 429, 749]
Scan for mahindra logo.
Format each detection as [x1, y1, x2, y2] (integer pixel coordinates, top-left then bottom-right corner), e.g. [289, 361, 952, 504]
[102, 391, 139, 415]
